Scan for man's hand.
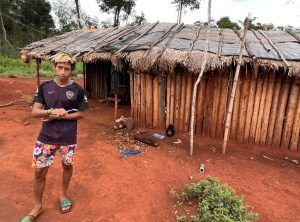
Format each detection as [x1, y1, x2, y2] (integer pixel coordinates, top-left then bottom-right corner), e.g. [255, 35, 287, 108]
[51, 108, 67, 117]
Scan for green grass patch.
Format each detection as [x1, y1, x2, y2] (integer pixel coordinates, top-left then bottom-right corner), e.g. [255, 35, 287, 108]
[175, 177, 259, 222]
[0, 55, 83, 77]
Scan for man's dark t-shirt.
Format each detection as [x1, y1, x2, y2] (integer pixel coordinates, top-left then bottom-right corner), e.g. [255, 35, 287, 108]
[33, 79, 89, 145]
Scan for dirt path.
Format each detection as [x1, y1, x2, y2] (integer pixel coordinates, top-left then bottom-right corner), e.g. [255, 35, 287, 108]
[0, 76, 300, 222]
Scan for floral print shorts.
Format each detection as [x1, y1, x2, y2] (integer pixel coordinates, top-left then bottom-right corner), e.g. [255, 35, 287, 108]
[32, 141, 77, 168]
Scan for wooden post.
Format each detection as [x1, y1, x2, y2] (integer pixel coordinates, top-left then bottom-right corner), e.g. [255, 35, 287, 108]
[203, 75, 214, 136]
[254, 73, 269, 144]
[196, 75, 207, 135]
[211, 70, 222, 137]
[281, 78, 300, 148]
[140, 74, 146, 125]
[249, 75, 263, 142]
[230, 69, 242, 140]
[170, 72, 175, 125]
[184, 73, 193, 132]
[36, 59, 40, 86]
[166, 73, 172, 127]
[158, 75, 167, 128]
[290, 90, 300, 151]
[153, 75, 159, 127]
[237, 70, 251, 143]
[174, 73, 182, 131]
[272, 76, 291, 146]
[260, 72, 276, 145]
[266, 73, 282, 146]
[145, 74, 153, 126]
[222, 17, 250, 154]
[179, 71, 187, 132]
[216, 70, 230, 138]
[129, 71, 134, 117]
[114, 93, 118, 120]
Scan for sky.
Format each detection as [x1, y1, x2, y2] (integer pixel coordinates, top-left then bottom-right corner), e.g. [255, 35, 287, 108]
[80, 0, 300, 27]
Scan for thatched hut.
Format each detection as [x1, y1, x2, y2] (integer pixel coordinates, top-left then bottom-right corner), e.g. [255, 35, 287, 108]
[21, 23, 300, 151]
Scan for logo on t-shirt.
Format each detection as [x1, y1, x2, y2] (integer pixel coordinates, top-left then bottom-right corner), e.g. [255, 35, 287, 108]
[66, 91, 74, 99]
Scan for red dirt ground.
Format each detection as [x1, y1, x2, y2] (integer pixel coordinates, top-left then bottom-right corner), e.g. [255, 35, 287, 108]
[0, 76, 300, 222]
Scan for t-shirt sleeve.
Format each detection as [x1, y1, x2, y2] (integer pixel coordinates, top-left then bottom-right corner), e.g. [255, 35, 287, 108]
[33, 83, 45, 105]
[77, 87, 89, 111]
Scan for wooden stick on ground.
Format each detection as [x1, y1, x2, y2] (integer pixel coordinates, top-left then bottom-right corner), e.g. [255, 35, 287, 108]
[222, 16, 250, 154]
[0, 100, 26, 108]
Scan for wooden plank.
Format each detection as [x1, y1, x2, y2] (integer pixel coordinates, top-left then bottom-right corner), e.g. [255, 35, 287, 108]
[281, 78, 300, 148]
[249, 73, 263, 143]
[216, 70, 230, 138]
[129, 71, 134, 117]
[174, 73, 182, 131]
[133, 72, 138, 122]
[145, 74, 153, 126]
[290, 85, 300, 151]
[179, 71, 187, 132]
[140, 74, 146, 125]
[196, 74, 207, 135]
[184, 73, 193, 133]
[203, 73, 214, 136]
[260, 72, 276, 145]
[158, 75, 167, 128]
[210, 70, 222, 137]
[266, 73, 282, 146]
[153, 75, 159, 127]
[254, 73, 270, 144]
[230, 69, 242, 140]
[137, 73, 141, 123]
[166, 73, 172, 127]
[169, 72, 175, 125]
[237, 70, 251, 143]
[272, 76, 291, 146]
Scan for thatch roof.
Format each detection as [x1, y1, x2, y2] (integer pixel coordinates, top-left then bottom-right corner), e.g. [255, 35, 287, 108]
[21, 23, 300, 76]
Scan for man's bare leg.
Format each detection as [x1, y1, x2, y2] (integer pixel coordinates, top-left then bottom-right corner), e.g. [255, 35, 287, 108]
[28, 167, 49, 216]
[60, 163, 73, 212]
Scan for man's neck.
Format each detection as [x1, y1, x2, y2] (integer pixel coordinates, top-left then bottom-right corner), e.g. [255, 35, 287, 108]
[54, 77, 72, 87]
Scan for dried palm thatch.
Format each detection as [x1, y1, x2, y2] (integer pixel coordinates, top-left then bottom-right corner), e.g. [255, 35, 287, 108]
[21, 23, 300, 77]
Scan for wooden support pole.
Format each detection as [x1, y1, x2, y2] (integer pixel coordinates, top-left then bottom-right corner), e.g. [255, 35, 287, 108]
[272, 76, 291, 146]
[260, 72, 276, 145]
[145, 74, 153, 126]
[174, 73, 182, 131]
[36, 59, 40, 86]
[196, 75, 207, 135]
[266, 73, 282, 146]
[281, 78, 300, 148]
[170, 73, 175, 125]
[179, 71, 187, 132]
[290, 88, 300, 150]
[184, 73, 193, 132]
[114, 93, 118, 120]
[158, 75, 167, 128]
[153, 75, 159, 127]
[254, 73, 269, 144]
[211, 71, 222, 137]
[216, 70, 230, 138]
[222, 17, 250, 154]
[140, 74, 146, 125]
[129, 71, 134, 117]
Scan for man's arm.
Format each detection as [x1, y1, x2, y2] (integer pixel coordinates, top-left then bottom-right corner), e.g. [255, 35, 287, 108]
[32, 102, 69, 120]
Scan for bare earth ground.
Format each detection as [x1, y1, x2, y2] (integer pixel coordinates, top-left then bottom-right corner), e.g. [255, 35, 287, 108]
[0, 76, 300, 222]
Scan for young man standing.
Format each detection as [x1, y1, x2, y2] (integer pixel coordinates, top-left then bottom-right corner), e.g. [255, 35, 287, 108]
[21, 53, 89, 222]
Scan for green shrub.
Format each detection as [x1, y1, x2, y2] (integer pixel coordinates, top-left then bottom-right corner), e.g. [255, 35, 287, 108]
[177, 177, 259, 222]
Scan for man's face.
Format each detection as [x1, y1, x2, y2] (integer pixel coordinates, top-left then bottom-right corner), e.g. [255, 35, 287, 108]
[54, 63, 73, 80]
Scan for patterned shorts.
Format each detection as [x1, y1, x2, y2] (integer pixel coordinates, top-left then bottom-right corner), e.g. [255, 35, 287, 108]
[32, 141, 77, 168]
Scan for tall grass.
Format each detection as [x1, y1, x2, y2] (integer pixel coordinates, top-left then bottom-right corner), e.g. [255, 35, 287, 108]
[0, 55, 83, 77]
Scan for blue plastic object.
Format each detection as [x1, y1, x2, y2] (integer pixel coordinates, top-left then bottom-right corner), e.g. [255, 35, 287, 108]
[121, 149, 142, 158]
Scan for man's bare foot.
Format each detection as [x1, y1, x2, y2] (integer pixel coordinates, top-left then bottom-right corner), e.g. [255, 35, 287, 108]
[28, 206, 43, 217]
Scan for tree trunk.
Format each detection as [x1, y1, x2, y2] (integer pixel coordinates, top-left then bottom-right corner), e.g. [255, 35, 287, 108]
[74, 0, 82, 29]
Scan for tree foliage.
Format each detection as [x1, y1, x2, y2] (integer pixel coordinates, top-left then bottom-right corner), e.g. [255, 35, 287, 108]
[171, 0, 201, 24]
[52, 0, 98, 33]
[0, 0, 55, 56]
[130, 12, 147, 26]
[217, 17, 240, 30]
[97, 0, 136, 27]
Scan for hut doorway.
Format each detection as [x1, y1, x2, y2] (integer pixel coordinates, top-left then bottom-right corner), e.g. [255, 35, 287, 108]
[84, 61, 131, 106]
